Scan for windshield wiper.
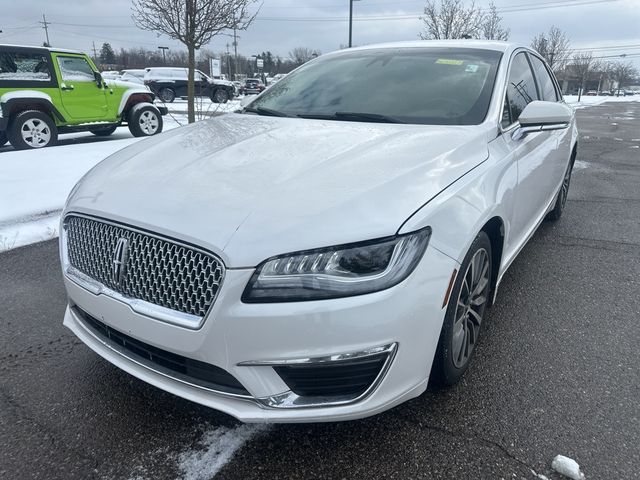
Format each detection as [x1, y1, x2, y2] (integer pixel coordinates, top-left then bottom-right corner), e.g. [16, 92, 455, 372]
[298, 111, 405, 124]
[243, 106, 295, 118]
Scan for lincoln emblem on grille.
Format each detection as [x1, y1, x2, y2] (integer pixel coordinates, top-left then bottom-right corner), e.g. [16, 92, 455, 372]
[112, 237, 129, 284]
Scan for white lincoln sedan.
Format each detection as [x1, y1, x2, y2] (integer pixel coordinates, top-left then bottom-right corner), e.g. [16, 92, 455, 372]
[60, 41, 577, 422]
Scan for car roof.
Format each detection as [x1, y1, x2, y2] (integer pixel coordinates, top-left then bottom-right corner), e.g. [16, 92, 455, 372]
[348, 40, 515, 53]
[0, 43, 85, 55]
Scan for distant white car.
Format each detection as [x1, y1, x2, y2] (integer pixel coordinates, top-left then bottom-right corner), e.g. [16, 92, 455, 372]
[100, 71, 120, 80]
[61, 41, 577, 423]
[143, 67, 235, 103]
[119, 69, 145, 84]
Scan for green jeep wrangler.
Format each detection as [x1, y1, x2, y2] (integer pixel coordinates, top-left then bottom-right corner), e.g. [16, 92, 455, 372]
[0, 44, 168, 150]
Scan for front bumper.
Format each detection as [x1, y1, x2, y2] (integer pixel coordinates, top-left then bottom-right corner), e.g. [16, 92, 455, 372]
[62, 241, 456, 422]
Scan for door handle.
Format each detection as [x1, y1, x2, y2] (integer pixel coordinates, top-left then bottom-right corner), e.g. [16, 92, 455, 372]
[61, 83, 74, 91]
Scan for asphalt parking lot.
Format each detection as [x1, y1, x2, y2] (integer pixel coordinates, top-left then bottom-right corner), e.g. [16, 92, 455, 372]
[1, 102, 639, 480]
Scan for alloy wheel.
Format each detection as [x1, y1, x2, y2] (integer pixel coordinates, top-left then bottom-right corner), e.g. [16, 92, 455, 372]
[451, 248, 490, 368]
[20, 118, 51, 148]
[139, 111, 159, 135]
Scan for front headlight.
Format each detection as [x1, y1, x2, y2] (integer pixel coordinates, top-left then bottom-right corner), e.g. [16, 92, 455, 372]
[242, 227, 431, 303]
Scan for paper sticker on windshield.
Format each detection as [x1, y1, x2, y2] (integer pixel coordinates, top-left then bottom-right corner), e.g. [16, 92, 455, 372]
[465, 64, 479, 73]
[436, 59, 464, 65]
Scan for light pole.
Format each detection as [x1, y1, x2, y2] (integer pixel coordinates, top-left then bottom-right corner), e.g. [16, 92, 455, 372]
[348, 0, 362, 48]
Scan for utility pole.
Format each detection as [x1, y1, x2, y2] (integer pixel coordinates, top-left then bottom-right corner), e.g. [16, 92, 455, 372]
[39, 13, 51, 46]
[348, 0, 362, 48]
[226, 43, 231, 80]
[233, 26, 239, 78]
[158, 46, 169, 64]
[92, 41, 98, 61]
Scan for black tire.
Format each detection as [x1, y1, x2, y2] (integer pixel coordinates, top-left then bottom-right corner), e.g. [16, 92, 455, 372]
[91, 125, 118, 137]
[0, 131, 7, 147]
[431, 231, 492, 386]
[546, 155, 575, 222]
[158, 87, 176, 103]
[8, 110, 58, 150]
[211, 88, 229, 104]
[128, 104, 163, 138]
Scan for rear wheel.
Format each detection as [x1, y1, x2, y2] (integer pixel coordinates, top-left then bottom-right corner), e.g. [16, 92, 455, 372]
[128, 104, 163, 137]
[8, 110, 58, 150]
[431, 232, 492, 386]
[212, 88, 229, 103]
[546, 157, 574, 221]
[91, 125, 118, 137]
[158, 87, 176, 103]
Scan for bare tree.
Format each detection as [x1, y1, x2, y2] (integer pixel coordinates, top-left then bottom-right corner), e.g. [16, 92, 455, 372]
[288, 47, 321, 67]
[420, 0, 485, 40]
[530, 26, 571, 72]
[609, 60, 638, 95]
[482, 2, 509, 40]
[571, 52, 599, 102]
[132, 0, 257, 123]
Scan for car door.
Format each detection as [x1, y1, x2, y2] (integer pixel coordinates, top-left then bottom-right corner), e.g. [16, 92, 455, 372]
[501, 52, 562, 244]
[53, 54, 108, 121]
[528, 53, 573, 194]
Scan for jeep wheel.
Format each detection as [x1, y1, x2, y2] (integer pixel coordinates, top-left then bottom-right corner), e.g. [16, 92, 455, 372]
[158, 88, 176, 103]
[8, 110, 58, 150]
[212, 89, 229, 104]
[0, 131, 7, 147]
[128, 104, 163, 137]
[91, 125, 118, 137]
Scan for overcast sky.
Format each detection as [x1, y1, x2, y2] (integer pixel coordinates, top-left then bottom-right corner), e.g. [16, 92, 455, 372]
[1, 0, 639, 67]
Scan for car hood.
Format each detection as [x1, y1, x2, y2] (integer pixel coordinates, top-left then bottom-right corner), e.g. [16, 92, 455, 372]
[65, 114, 489, 267]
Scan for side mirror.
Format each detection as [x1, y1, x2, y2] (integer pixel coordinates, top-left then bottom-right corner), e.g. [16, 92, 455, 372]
[513, 101, 572, 140]
[94, 71, 105, 88]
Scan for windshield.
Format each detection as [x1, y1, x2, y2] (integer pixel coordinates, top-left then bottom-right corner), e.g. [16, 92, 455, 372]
[248, 48, 502, 125]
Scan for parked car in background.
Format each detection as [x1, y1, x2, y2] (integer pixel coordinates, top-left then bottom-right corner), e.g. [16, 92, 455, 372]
[585, 90, 597, 96]
[0, 44, 167, 149]
[120, 69, 146, 84]
[101, 71, 120, 80]
[601, 90, 611, 96]
[144, 67, 234, 103]
[61, 41, 577, 422]
[241, 77, 266, 95]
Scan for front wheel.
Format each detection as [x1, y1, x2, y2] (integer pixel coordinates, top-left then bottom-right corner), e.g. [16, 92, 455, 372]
[8, 110, 58, 150]
[431, 232, 492, 386]
[211, 88, 229, 103]
[128, 104, 163, 137]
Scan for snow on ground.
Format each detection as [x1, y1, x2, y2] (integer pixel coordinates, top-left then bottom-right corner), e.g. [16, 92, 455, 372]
[551, 454, 586, 480]
[0, 114, 185, 251]
[563, 94, 640, 109]
[176, 424, 269, 480]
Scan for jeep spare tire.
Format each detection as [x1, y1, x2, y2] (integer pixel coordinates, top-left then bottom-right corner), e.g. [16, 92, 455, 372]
[128, 103, 163, 137]
[8, 110, 58, 150]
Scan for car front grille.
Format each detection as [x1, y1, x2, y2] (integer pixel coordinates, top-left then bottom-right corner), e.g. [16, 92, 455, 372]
[64, 215, 224, 318]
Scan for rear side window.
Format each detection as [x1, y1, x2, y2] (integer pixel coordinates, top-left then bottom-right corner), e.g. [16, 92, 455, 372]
[529, 54, 559, 101]
[503, 52, 539, 127]
[57, 56, 95, 82]
[0, 51, 52, 82]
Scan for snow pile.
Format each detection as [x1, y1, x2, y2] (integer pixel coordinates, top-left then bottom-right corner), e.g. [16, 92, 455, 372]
[176, 424, 268, 480]
[551, 454, 586, 480]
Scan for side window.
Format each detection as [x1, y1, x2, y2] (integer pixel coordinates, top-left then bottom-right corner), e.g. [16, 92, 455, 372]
[504, 53, 539, 127]
[56, 56, 95, 82]
[529, 54, 558, 101]
[0, 51, 52, 82]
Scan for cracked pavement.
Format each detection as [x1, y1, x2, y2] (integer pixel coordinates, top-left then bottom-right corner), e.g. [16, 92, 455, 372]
[1, 102, 639, 479]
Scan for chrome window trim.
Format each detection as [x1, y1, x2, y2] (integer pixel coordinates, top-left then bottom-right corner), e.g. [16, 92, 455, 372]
[61, 212, 225, 330]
